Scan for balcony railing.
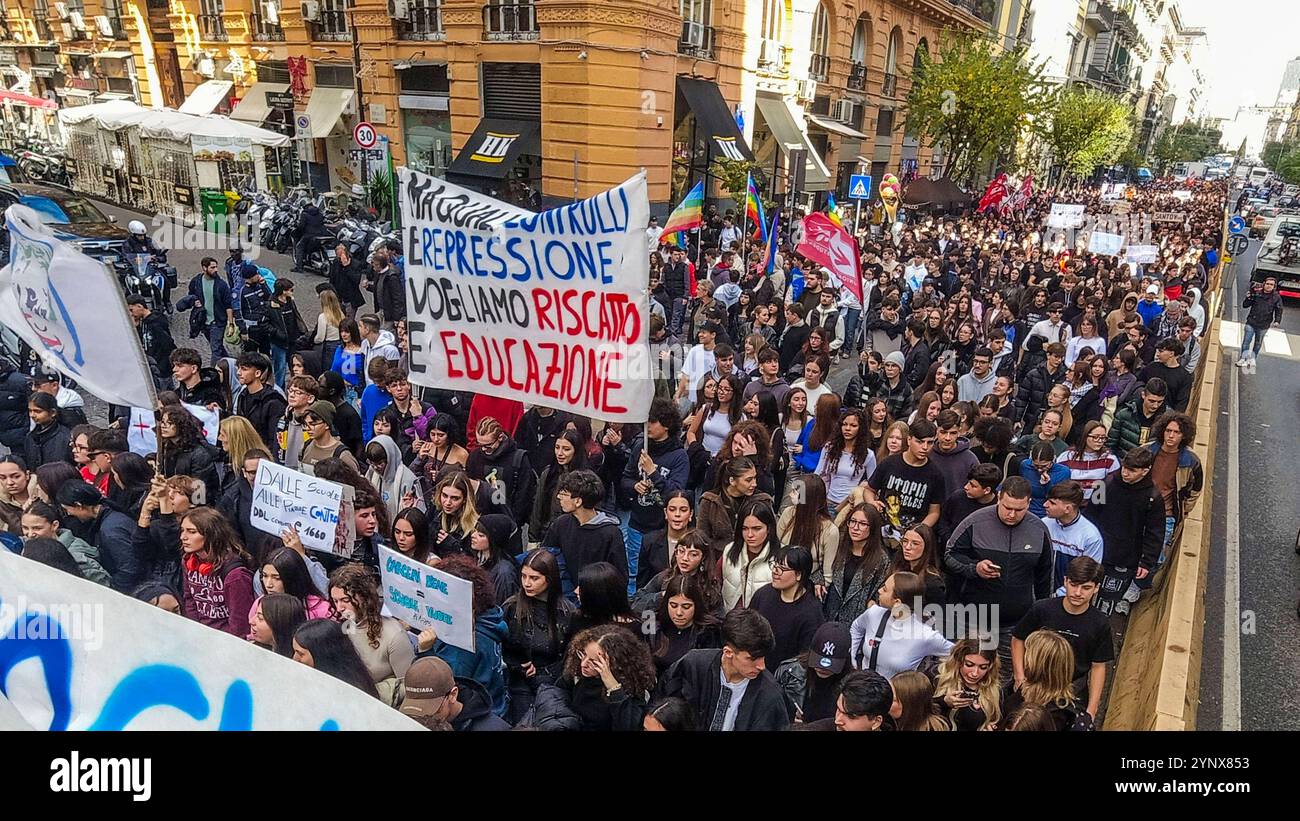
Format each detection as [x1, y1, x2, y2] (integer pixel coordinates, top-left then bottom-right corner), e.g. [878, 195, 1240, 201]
[808, 53, 829, 83]
[398, 2, 444, 40]
[1086, 0, 1115, 30]
[314, 7, 351, 41]
[950, 0, 995, 25]
[250, 11, 285, 40]
[882, 72, 897, 97]
[198, 13, 228, 41]
[678, 20, 713, 59]
[848, 62, 866, 90]
[484, 1, 537, 41]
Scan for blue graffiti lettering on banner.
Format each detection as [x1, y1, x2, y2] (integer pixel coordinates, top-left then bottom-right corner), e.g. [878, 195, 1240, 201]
[309, 506, 340, 525]
[384, 554, 421, 582]
[425, 575, 448, 595]
[408, 228, 618, 286]
[387, 586, 420, 612]
[426, 608, 453, 625]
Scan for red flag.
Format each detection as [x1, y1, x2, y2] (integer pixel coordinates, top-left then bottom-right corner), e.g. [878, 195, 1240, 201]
[1001, 175, 1034, 212]
[797, 212, 862, 304]
[977, 173, 1009, 213]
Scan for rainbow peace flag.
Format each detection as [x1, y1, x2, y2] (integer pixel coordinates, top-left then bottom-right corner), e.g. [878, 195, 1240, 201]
[760, 212, 779, 276]
[662, 180, 704, 247]
[826, 192, 844, 228]
[745, 172, 767, 243]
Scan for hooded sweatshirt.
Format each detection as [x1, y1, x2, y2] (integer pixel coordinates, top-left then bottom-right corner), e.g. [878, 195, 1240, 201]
[465, 434, 536, 527]
[450, 676, 512, 731]
[362, 329, 400, 375]
[365, 434, 418, 521]
[540, 510, 628, 598]
[929, 437, 979, 502]
[956, 368, 997, 403]
[424, 606, 510, 717]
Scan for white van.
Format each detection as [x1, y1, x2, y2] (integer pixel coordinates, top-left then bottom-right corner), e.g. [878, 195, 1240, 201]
[1249, 167, 1271, 187]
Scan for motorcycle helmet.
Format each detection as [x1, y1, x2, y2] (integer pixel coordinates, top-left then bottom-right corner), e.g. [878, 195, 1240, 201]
[128, 220, 147, 237]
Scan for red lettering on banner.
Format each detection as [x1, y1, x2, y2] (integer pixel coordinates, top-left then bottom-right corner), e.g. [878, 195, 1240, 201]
[440, 331, 463, 378]
[522, 343, 541, 394]
[503, 338, 524, 390]
[532, 289, 555, 333]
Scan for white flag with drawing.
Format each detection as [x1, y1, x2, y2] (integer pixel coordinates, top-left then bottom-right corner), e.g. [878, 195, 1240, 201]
[0, 205, 157, 409]
[126, 402, 219, 456]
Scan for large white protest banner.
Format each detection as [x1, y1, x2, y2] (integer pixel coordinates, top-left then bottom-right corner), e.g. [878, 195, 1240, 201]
[1124, 244, 1159, 264]
[126, 403, 220, 456]
[250, 460, 354, 555]
[378, 546, 475, 652]
[1171, 190, 1192, 202]
[398, 168, 652, 422]
[0, 549, 422, 730]
[1087, 231, 1125, 256]
[0, 206, 156, 409]
[1047, 203, 1086, 228]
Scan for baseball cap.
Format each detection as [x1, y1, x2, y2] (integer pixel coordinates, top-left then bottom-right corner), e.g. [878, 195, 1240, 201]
[808, 622, 851, 674]
[30, 372, 59, 385]
[1145, 284, 1159, 294]
[399, 657, 455, 717]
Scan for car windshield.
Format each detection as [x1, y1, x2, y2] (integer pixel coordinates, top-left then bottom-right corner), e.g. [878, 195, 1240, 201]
[20, 195, 109, 225]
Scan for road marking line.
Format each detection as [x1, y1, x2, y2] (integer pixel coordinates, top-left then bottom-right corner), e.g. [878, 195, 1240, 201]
[1222, 269, 1243, 732]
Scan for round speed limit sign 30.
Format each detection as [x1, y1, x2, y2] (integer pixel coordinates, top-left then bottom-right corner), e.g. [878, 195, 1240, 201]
[353, 121, 377, 149]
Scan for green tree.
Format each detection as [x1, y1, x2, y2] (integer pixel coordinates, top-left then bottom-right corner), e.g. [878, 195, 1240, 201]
[710, 157, 763, 213]
[1047, 87, 1133, 180]
[903, 34, 1057, 186]
[1261, 140, 1298, 169]
[1151, 123, 1223, 172]
[1276, 151, 1300, 185]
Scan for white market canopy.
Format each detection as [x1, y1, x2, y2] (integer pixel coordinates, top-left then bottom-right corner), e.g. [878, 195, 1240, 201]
[59, 99, 290, 148]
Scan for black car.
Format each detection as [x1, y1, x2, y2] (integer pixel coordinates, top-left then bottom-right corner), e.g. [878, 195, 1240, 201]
[0, 182, 129, 267]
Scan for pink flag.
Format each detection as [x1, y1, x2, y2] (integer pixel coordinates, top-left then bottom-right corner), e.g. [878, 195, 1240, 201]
[797, 212, 862, 304]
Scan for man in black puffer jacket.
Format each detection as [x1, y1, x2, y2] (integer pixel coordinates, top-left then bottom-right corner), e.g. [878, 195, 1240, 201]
[1014, 341, 1066, 428]
[661, 247, 691, 335]
[1089, 448, 1164, 616]
[0, 358, 29, 453]
[234, 353, 288, 454]
[465, 428, 536, 529]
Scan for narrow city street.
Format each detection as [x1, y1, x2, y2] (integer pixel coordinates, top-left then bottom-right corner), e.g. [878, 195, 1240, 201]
[1199, 226, 1300, 730]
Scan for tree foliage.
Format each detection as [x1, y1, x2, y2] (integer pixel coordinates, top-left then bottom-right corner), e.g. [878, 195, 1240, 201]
[1047, 87, 1133, 179]
[1151, 123, 1223, 172]
[1261, 140, 1298, 170]
[710, 157, 763, 213]
[904, 34, 1057, 186]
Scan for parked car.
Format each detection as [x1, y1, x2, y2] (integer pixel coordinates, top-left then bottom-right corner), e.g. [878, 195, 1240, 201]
[0, 182, 129, 268]
[1250, 205, 1281, 239]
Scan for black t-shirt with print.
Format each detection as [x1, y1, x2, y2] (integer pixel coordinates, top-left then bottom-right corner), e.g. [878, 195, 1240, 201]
[868, 454, 947, 542]
[1012, 598, 1114, 681]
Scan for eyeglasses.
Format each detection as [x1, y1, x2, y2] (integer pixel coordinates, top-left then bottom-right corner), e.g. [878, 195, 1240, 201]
[768, 560, 791, 574]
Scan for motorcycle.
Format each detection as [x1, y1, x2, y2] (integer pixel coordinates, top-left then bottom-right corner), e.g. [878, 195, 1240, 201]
[15, 148, 70, 187]
[117, 252, 174, 315]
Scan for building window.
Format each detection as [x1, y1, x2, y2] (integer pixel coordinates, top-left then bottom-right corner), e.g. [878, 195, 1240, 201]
[32, 0, 51, 40]
[103, 0, 126, 37]
[312, 0, 351, 42]
[251, 0, 285, 41]
[398, 0, 443, 40]
[883, 26, 902, 97]
[199, 0, 228, 41]
[809, 3, 829, 82]
[399, 65, 450, 177]
[849, 15, 870, 90]
[678, 0, 713, 59]
[876, 108, 894, 137]
[258, 60, 290, 84]
[483, 0, 537, 41]
[760, 0, 784, 40]
[314, 63, 354, 88]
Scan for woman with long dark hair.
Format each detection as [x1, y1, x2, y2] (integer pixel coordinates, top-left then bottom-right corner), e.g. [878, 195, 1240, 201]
[749, 545, 824, 665]
[292, 618, 380, 698]
[697, 456, 772, 554]
[107, 452, 154, 517]
[177, 506, 254, 638]
[776, 474, 839, 594]
[823, 502, 890, 624]
[502, 548, 576, 723]
[631, 529, 723, 617]
[531, 430, 587, 542]
[1055, 420, 1120, 505]
[721, 499, 781, 611]
[862, 397, 891, 452]
[565, 560, 637, 642]
[411, 414, 469, 488]
[391, 506, 435, 565]
[254, 546, 331, 623]
[888, 523, 947, 611]
[706, 419, 775, 497]
[645, 573, 722, 676]
[156, 405, 220, 501]
[249, 592, 308, 657]
[688, 373, 744, 456]
[794, 392, 843, 474]
[815, 408, 878, 511]
[468, 513, 521, 607]
[635, 490, 694, 591]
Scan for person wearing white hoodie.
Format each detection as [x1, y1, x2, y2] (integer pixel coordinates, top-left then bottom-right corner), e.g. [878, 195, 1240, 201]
[956, 346, 998, 403]
[364, 434, 417, 522]
[359, 313, 401, 377]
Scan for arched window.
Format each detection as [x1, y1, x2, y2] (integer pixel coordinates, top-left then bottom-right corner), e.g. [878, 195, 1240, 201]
[913, 38, 929, 74]
[809, 2, 830, 82]
[761, 0, 787, 41]
[849, 15, 871, 90]
[883, 25, 902, 96]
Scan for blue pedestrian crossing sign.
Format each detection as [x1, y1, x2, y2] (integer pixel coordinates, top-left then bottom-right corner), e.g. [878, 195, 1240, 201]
[1228, 215, 1246, 235]
[848, 174, 873, 200]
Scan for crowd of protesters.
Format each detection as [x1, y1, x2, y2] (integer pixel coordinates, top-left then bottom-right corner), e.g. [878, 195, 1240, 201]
[0, 175, 1227, 732]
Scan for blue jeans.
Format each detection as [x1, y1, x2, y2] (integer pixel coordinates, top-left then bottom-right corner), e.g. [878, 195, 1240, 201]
[1240, 323, 1265, 358]
[270, 344, 288, 388]
[1137, 516, 1177, 590]
[841, 307, 862, 353]
[619, 511, 642, 596]
[205, 322, 228, 362]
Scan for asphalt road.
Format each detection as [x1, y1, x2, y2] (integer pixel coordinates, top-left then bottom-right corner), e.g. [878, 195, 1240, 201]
[1197, 208, 1300, 730]
[79, 201, 340, 423]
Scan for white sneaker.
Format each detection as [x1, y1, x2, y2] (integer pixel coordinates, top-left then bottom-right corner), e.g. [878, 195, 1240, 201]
[1235, 357, 1246, 367]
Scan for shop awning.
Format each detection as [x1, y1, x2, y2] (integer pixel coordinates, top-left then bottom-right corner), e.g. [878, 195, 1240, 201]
[0, 88, 56, 110]
[806, 113, 869, 140]
[302, 86, 353, 139]
[677, 76, 753, 162]
[754, 94, 830, 190]
[447, 118, 540, 178]
[178, 79, 233, 115]
[230, 81, 290, 123]
[57, 99, 290, 147]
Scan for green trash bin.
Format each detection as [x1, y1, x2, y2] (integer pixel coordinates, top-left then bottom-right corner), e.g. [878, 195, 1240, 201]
[200, 189, 228, 235]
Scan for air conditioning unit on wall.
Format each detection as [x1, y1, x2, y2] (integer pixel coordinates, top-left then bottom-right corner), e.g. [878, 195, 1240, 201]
[263, 2, 280, 25]
[833, 99, 855, 123]
[387, 0, 410, 19]
[300, 1, 321, 22]
[94, 15, 113, 37]
[796, 79, 817, 102]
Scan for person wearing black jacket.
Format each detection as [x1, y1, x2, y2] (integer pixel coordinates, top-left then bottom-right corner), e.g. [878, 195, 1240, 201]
[294, 201, 328, 271]
[318, 371, 364, 456]
[234, 353, 288, 452]
[24, 393, 71, 469]
[399, 656, 512, 731]
[1238, 276, 1283, 368]
[779, 304, 812, 375]
[465, 427, 537, 529]
[171, 348, 229, 412]
[901, 320, 932, 389]
[218, 448, 280, 565]
[370, 252, 406, 324]
[661, 247, 691, 335]
[1137, 338, 1192, 412]
[237, 269, 274, 353]
[56, 481, 141, 593]
[0, 358, 29, 453]
[1089, 448, 1165, 616]
[658, 608, 792, 731]
[328, 244, 367, 316]
[1014, 342, 1067, 426]
[265, 278, 306, 387]
[517, 405, 570, 475]
[127, 296, 176, 381]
